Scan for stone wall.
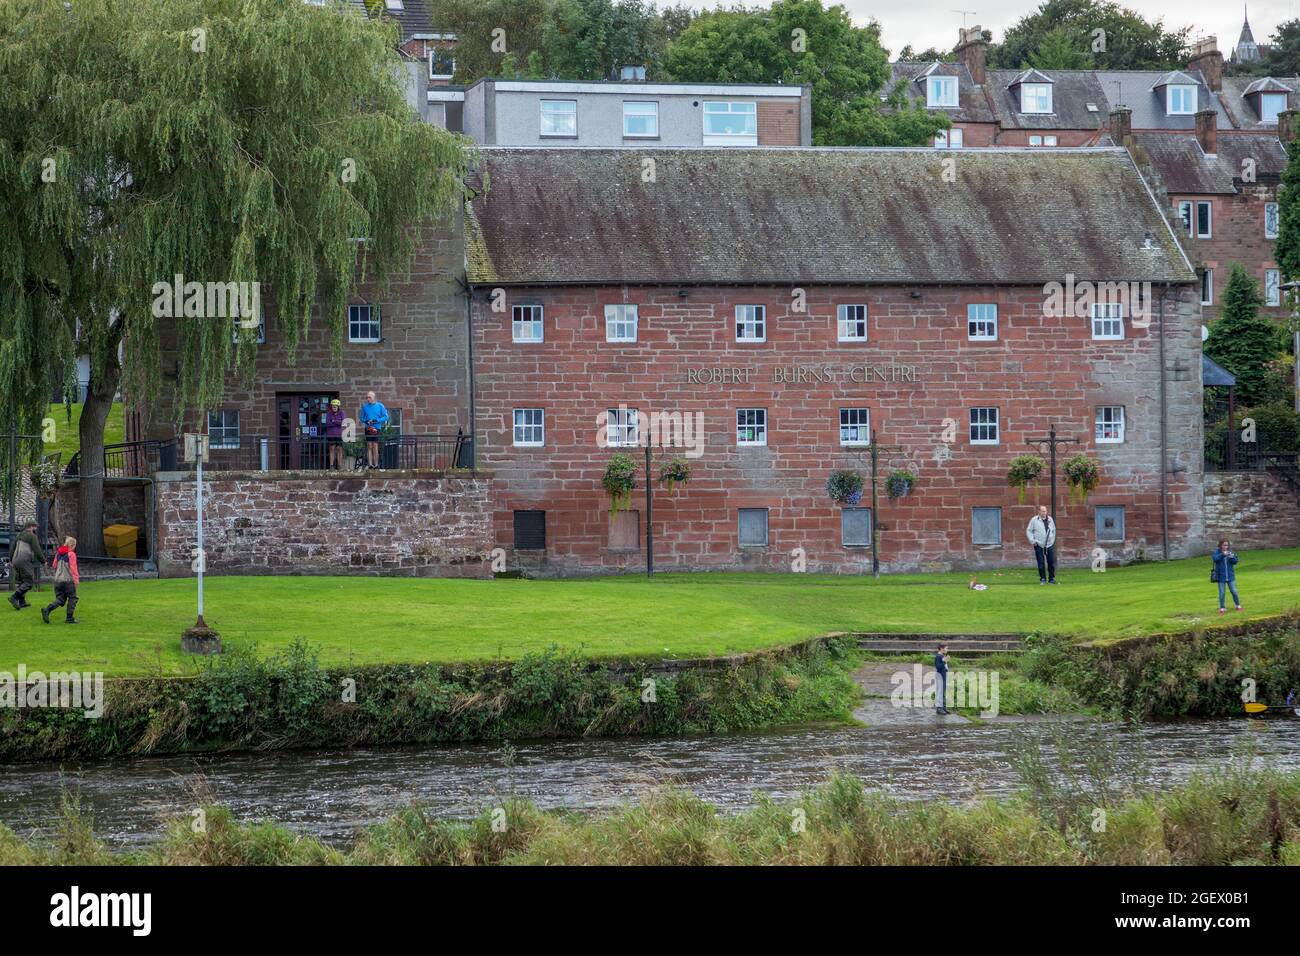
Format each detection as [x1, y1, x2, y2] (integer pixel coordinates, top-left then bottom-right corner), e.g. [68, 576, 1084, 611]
[53, 479, 152, 555]
[1203, 470, 1300, 551]
[153, 471, 493, 578]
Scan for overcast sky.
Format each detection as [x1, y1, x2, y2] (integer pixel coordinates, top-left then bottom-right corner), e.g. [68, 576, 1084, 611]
[700, 1, 1300, 58]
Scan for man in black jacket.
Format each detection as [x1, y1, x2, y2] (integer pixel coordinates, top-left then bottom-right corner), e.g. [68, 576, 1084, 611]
[934, 642, 950, 715]
[8, 521, 45, 610]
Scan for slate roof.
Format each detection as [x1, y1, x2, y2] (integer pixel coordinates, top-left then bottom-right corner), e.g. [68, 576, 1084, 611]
[1130, 131, 1288, 194]
[984, 69, 1111, 131]
[1219, 75, 1300, 129]
[1203, 354, 1237, 387]
[889, 62, 996, 124]
[344, 0, 437, 42]
[466, 148, 1195, 287]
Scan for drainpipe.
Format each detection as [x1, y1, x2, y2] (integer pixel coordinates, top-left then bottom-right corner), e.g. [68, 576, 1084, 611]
[464, 280, 477, 478]
[1158, 282, 1171, 561]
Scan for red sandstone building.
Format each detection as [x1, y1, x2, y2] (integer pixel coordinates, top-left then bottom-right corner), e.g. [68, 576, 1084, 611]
[466, 147, 1204, 574]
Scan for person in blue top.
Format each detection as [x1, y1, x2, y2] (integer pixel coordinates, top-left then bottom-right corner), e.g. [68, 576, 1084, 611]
[359, 391, 390, 469]
[934, 642, 950, 715]
[1211, 539, 1242, 614]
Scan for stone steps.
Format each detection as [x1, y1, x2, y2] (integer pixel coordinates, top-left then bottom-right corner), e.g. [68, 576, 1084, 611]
[855, 633, 1025, 656]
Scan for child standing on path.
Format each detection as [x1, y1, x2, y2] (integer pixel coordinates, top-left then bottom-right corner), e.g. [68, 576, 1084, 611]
[42, 537, 80, 624]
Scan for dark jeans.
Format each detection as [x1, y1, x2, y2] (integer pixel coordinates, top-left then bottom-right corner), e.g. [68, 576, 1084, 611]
[1034, 544, 1056, 582]
[45, 582, 77, 620]
[11, 559, 36, 602]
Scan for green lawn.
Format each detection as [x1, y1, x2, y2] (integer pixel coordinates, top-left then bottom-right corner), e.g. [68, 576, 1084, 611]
[41, 402, 125, 463]
[5, 549, 1300, 677]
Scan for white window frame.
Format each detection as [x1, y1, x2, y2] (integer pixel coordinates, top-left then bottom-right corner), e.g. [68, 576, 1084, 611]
[839, 408, 871, 447]
[735, 304, 766, 342]
[1266, 202, 1280, 239]
[969, 407, 999, 445]
[736, 408, 767, 446]
[1095, 406, 1125, 444]
[512, 304, 544, 343]
[1200, 269, 1213, 306]
[1167, 84, 1197, 115]
[703, 101, 757, 143]
[837, 304, 868, 341]
[1091, 302, 1125, 340]
[1266, 268, 1281, 306]
[1020, 83, 1052, 114]
[934, 127, 964, 148]
[540, 99, 578, 137]
[384, 0, 404, 9]
[605, 304, 638, 342]
[1178, 200, 1193, 236]
[1195, 200, 1212, 238]
[512, 408, 545, 447]
[428, 48, 456, 80]
[967, 303, 997, 341]
[347, 304, 381, 344]
[207, 410, 240, 450]
[1028, 134, 1058, 146]
[927, 76, 958, 108]
[606, 407, 640, 447]
[1261, 91, 1288, 123]
[622, 101, 659, 138]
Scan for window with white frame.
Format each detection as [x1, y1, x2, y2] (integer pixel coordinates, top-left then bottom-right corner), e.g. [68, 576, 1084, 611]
[837, 304, 868, 341]
[927, 75, 958, 108]
[1267, 268, 1281, 306]
[1096, 505, 1126, 542]
[1195, 200, 1212, 237]
[1091, 302, 1124, 340]
[606, 407, 640, 447]
[1200, 269, 1213, 306]
[967, 303, 997, 340]
[1095, 406, 1125, 443]
[1261, 91, 1288, 123]
[841, 507, 872, 547]
[540, 99, 577, 137]
[969, 407, 999, 444]
[429, 48, 456, 79]
[1020, 83, 1052, 113]
[735, 304, 766, 342]
[512, 304, 544, 342]
[737, 408, 767, 445]
[703, 101, 757, 140]
[208, 410, 240, 449]
[1167, 84, 1197, 114]
[1266, 202, 1280, 239]
[934, 127, 964, 148]
[513, 408, 544, 446]
[1178, 200, 1193, 236]
[839, 408, 871, 446]
[622, 101, 658, 138]
[348, 304, 380, 343]
[384, 0, 404, 9]
[605, 304, 638, 342]
[971, 507, 1002, 546]
[1028, 134, 1058, 146]
[738, 508, 769, 547]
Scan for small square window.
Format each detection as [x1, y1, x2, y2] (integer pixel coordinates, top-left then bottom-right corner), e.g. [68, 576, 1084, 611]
[512, 304, 544, 342]
[512, 408, 544, 446]
[967, 303, 997, 340]
[622, 101, 658, 138]
[735, 304, 766, 342]
[839, 408, 871, 446]
[934, 127, 963, 148]
[737, 408, 767, 446]
[972, 507, 1002, 546]
[1091, 303, 1124, 340]
[348, 304, 380, 343]
[1167, 85, 1197, 115]
[1095, 406, 1125, 443]
[738, 508, 769, 547]
[1266, 268, 1281, 306]
[208, 410, 240, 449]
[1020, 83, 1052, 114]
[513, 510, 546, 550]
[606, 407, 640, 447]
[1096, 505, 1125, 542]
[927, 76, 958, 108]
[969, 407, 999, 444]
[841, 507, 872, 547]
[1266, 202, 1280, 239]
[540, 100, 577, 137]
[605, 304, 638, 342]
[838, 304, 868, 341]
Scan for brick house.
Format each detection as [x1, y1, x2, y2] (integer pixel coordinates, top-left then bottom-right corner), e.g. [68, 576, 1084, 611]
[466, 147, 1204, 575]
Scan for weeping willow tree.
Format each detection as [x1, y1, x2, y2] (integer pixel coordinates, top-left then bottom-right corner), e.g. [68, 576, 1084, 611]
[0, 0, 473, 555]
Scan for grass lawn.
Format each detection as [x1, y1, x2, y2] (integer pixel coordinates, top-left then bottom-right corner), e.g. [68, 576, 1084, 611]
[5, 548, 1300, 677]
[41, 402, 125, 463]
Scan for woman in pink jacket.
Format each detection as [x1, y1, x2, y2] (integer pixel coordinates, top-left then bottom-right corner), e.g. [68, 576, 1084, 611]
[43, 537, 80, 624]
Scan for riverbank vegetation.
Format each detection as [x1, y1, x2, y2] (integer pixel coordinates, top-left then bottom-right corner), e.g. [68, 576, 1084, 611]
[8, 548, 1300, 677]
[6, 758, 1298, 866]
[0, 638, 863, 762]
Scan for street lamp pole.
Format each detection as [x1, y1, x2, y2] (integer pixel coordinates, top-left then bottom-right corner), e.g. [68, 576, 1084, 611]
[644, 441, 654, 579]
[1027, 423, 1080, 522]
[869, 429, 880, 579]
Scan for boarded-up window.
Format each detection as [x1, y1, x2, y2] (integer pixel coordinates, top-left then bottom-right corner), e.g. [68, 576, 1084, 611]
[513, 510, 546, 550]
[609, 510, 640, 552]
[739, 508, 769, 547]
[1096, 505, 1125, 542]
[971, 507, 1002, 546]
[842, 508, 872, 547]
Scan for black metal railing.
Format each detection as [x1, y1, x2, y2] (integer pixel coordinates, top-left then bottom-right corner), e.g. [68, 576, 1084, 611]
[65, 440, 170, 479]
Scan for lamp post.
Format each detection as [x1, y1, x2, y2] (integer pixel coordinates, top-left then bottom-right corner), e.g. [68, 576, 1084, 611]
[1026, 423, 1080, 523]
[180, 432, 221, 654]
[860, 429, 907, 579]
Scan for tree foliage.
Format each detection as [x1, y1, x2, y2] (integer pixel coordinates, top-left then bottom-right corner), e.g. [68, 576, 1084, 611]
[0, 0, 473, 550]
[1204, 265, 1279, 406]
[1276, 138, 1300, 288]
[989, 0, 1189, 71]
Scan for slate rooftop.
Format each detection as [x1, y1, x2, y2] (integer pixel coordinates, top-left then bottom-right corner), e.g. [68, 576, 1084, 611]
[466, 147, 1197, 287]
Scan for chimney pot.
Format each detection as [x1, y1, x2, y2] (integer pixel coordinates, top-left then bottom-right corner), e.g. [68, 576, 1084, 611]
[1195, 109, 1218, 154]
[955, 24, 986, 86]
[1109, 106, 1132, 145]
[1187, 36, 1223, 92]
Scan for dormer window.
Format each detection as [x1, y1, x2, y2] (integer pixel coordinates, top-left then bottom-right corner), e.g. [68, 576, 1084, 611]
[1261, 91, 1288, 122]
[1020, 83, 1052, 114]
[1167, 85, 1197, 114]
[927, 76, 958, 108]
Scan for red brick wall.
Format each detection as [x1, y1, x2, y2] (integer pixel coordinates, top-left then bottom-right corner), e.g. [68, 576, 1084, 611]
[993, 129, 1105, 147]
[951, 123, 999, 147]
[474, 282, 1205, 575]
[757, 99, 802, 146]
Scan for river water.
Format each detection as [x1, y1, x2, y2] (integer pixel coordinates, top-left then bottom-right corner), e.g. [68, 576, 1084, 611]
[0, 714, 1296, 847]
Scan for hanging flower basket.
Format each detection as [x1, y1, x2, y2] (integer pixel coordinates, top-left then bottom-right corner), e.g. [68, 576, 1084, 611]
[1006, 455, 1046, 504]
[885, 469, 915, 500]
[826, 469, 864, 506]
[1064, 453, 1101, 504]
[29, 460, 59, 498]
[658, 457, 691, 494]
[603, 453, 637, 516]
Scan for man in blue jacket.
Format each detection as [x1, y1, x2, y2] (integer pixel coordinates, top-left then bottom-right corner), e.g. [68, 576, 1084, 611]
[934, 642, 950, 715]
[359, 391, 390, 469]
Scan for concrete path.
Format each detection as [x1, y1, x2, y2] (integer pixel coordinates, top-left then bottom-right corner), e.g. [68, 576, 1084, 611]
[850, 662, 1052, 727]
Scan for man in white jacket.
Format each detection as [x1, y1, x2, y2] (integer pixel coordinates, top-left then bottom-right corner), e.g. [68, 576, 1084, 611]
[1026, 505, 1057, 585]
